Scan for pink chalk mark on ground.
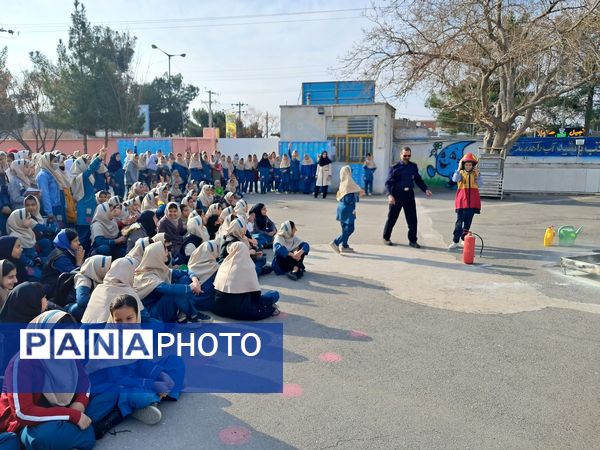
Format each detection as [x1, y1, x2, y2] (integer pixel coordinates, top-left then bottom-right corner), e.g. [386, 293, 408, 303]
[319, 352, 343, 362]
[349, 330, 369, 339]
[276, 311, 289, 319]
[219, 426, 252, 445]
[282, 383, 303, 398]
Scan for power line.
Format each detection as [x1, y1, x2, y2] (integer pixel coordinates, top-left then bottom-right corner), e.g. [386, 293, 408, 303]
[5, 8, 366, 27]
[17, 16, 365, 33]
[232, 102, 248, 123]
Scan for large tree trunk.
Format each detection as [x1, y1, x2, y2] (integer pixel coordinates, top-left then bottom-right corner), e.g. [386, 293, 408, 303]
[584, 85, 595, 134]
[83, 130, 88, 154]
[491, 127, 509, 153]
[104, 127, 109, 148]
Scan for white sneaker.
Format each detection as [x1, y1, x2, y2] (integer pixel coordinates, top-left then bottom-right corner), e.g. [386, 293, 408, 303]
[448, 242, 460, 250]
[329, 241, 341, 254]
[131, 404, 162, 425]
[340, 246, 355, 253]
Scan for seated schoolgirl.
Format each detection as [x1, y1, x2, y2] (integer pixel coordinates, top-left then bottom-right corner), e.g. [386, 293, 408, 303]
[226, 174, 239, 196]
[198, 184, 214, 212]
[90, 203, 127, 259]
[248, 203, 277, 248]
[133, 242, 211, 323]
[213, 179, 225, 199]
[205, 203, 223, 240]
[23, 194, 55, 257]
[95, 190, 110, 205]
[187, 240, 221, 311]
[223, 191, 237, 208]
[0, 259, 18, 310]
[125, 209, 157, 253]
[272, 220, 310, 281]
[0, 310, 120, 450]
[81, 256, 142, 324]
[41, 229, 84, 298]
[234, 199, 249, 220]
[67, 255, 112, 322]
[179, 212, 209, 264]
[157, 202, 186, 262]
[0, 237, 28, 289]
[212, 241, 280, 320]
[85, 295, 184, 426]
[6, 208, 42, 280]
[220, 217, 271, 276]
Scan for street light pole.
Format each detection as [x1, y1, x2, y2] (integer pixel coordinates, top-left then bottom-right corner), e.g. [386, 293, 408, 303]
[151, 44, 186, 83]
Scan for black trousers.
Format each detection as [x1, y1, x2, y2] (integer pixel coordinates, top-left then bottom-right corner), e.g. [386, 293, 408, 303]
[314, 185, 329, 199]
[452, 209, 476, 243]
[382, 190, 418, 243]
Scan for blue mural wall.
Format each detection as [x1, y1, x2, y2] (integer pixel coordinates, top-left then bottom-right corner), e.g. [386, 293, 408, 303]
[116, 139, 172, 162]
[509, 137, 600, 157]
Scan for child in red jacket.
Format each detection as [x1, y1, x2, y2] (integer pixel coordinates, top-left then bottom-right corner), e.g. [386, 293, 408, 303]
[0, 311, 119, 449]
[448, 153, 482, 250]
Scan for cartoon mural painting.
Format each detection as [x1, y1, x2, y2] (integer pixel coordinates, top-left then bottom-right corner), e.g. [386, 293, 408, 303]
[426, 141, 476, 186]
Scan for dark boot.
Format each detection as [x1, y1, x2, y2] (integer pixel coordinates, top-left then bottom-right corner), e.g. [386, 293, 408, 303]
[94, 409, 124, 440]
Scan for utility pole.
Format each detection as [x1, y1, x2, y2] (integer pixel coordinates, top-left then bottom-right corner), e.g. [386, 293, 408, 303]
[265, 112, 269, 138]
[231, 102, 247, 123]
[204, 90, 219, 128]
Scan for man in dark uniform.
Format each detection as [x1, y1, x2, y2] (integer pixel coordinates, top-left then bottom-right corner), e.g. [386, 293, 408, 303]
[383, 146, 432, 248]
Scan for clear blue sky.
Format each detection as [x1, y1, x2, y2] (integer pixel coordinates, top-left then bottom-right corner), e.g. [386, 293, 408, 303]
[1, 0, 434, 122]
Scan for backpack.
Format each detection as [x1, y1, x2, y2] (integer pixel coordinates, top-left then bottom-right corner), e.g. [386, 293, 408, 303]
[53, 270, 77, 307]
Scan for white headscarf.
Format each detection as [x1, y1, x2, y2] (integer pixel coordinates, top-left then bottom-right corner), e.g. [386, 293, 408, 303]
[8, 159, 31, 187]
[141, 189, 158, 211]
[301, 155, 314, 166]
[82, 256, 142, 324]
[126, 236, 152, 264]
[216, 213, 235, 242]
[280, 155, 291, 169]
[24, 194, 44, 225]
[206, 203, 221, 218]
[234, 199, 248, 219]
[70, 156, 95, 201]
[198, 185, 214, 208]
[274, 220, 303, 252]
[225, 216, 249, 245]
[214, 241, 261, 294]
[219, 206, 234, 222]
[133, 242, 172, 299]
[7, 208, 37, 248]
[187, 240, 221, 285]
[187, 215, 210, 242]
[28, 310, 78, 406]
[336, 165, 362, 201]
[75, 255, 112, 290]
[90, 202, 120, 242]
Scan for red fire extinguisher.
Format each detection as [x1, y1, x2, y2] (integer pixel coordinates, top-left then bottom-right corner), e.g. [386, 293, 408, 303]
[463, 231, 484, 264]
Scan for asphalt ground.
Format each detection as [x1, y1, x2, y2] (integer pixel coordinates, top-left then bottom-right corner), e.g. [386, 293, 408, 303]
[98, 190, 600, 450]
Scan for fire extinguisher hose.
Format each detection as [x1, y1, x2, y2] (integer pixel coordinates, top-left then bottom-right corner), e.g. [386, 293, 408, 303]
[463, 230, 484, 258]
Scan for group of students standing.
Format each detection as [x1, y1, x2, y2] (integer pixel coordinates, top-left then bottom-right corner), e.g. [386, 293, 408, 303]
[0, 146, 315, 449]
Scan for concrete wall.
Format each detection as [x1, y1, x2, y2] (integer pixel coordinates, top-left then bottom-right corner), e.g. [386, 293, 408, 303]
[504, 157, 600, 193]
[0, 137, 217, 156]
[217, 138, 279, 157]
[280, 103, 395, 193]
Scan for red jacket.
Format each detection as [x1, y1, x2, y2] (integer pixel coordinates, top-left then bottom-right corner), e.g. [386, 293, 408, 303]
[454, 170, 481, 211]
[0, 357, 90, 433]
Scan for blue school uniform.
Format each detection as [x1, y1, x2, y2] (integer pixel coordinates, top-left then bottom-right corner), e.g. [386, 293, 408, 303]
[75, 158, 101, 252]
[363, 166, 376, 195]
[141, 270, 198, 322]
[280, 167, 290, 192]
[290, 158, 301, 193]
[36, 169, 65, 228]
[272, 241, 310, 275]
[0, 173, 11, 235]
[172, 162, 189, 188]
[190, 166, 203, 183]
[334, 193, 359, 249]
[89, 356, 184, 418]
[300, 163, 316, 194]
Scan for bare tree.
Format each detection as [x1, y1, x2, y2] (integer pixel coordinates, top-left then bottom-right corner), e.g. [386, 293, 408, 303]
[344, 0, 600, 153]
[12, 70, 63, 152]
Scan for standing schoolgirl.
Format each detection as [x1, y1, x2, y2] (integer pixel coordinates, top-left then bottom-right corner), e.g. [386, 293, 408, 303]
[330, 165, 363, 254]
[448, 153, 482, 249]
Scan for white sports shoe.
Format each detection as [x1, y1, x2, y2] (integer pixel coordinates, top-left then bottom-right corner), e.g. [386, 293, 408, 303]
[448, 242, 460, 250]
[131, 404, 162, 425]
